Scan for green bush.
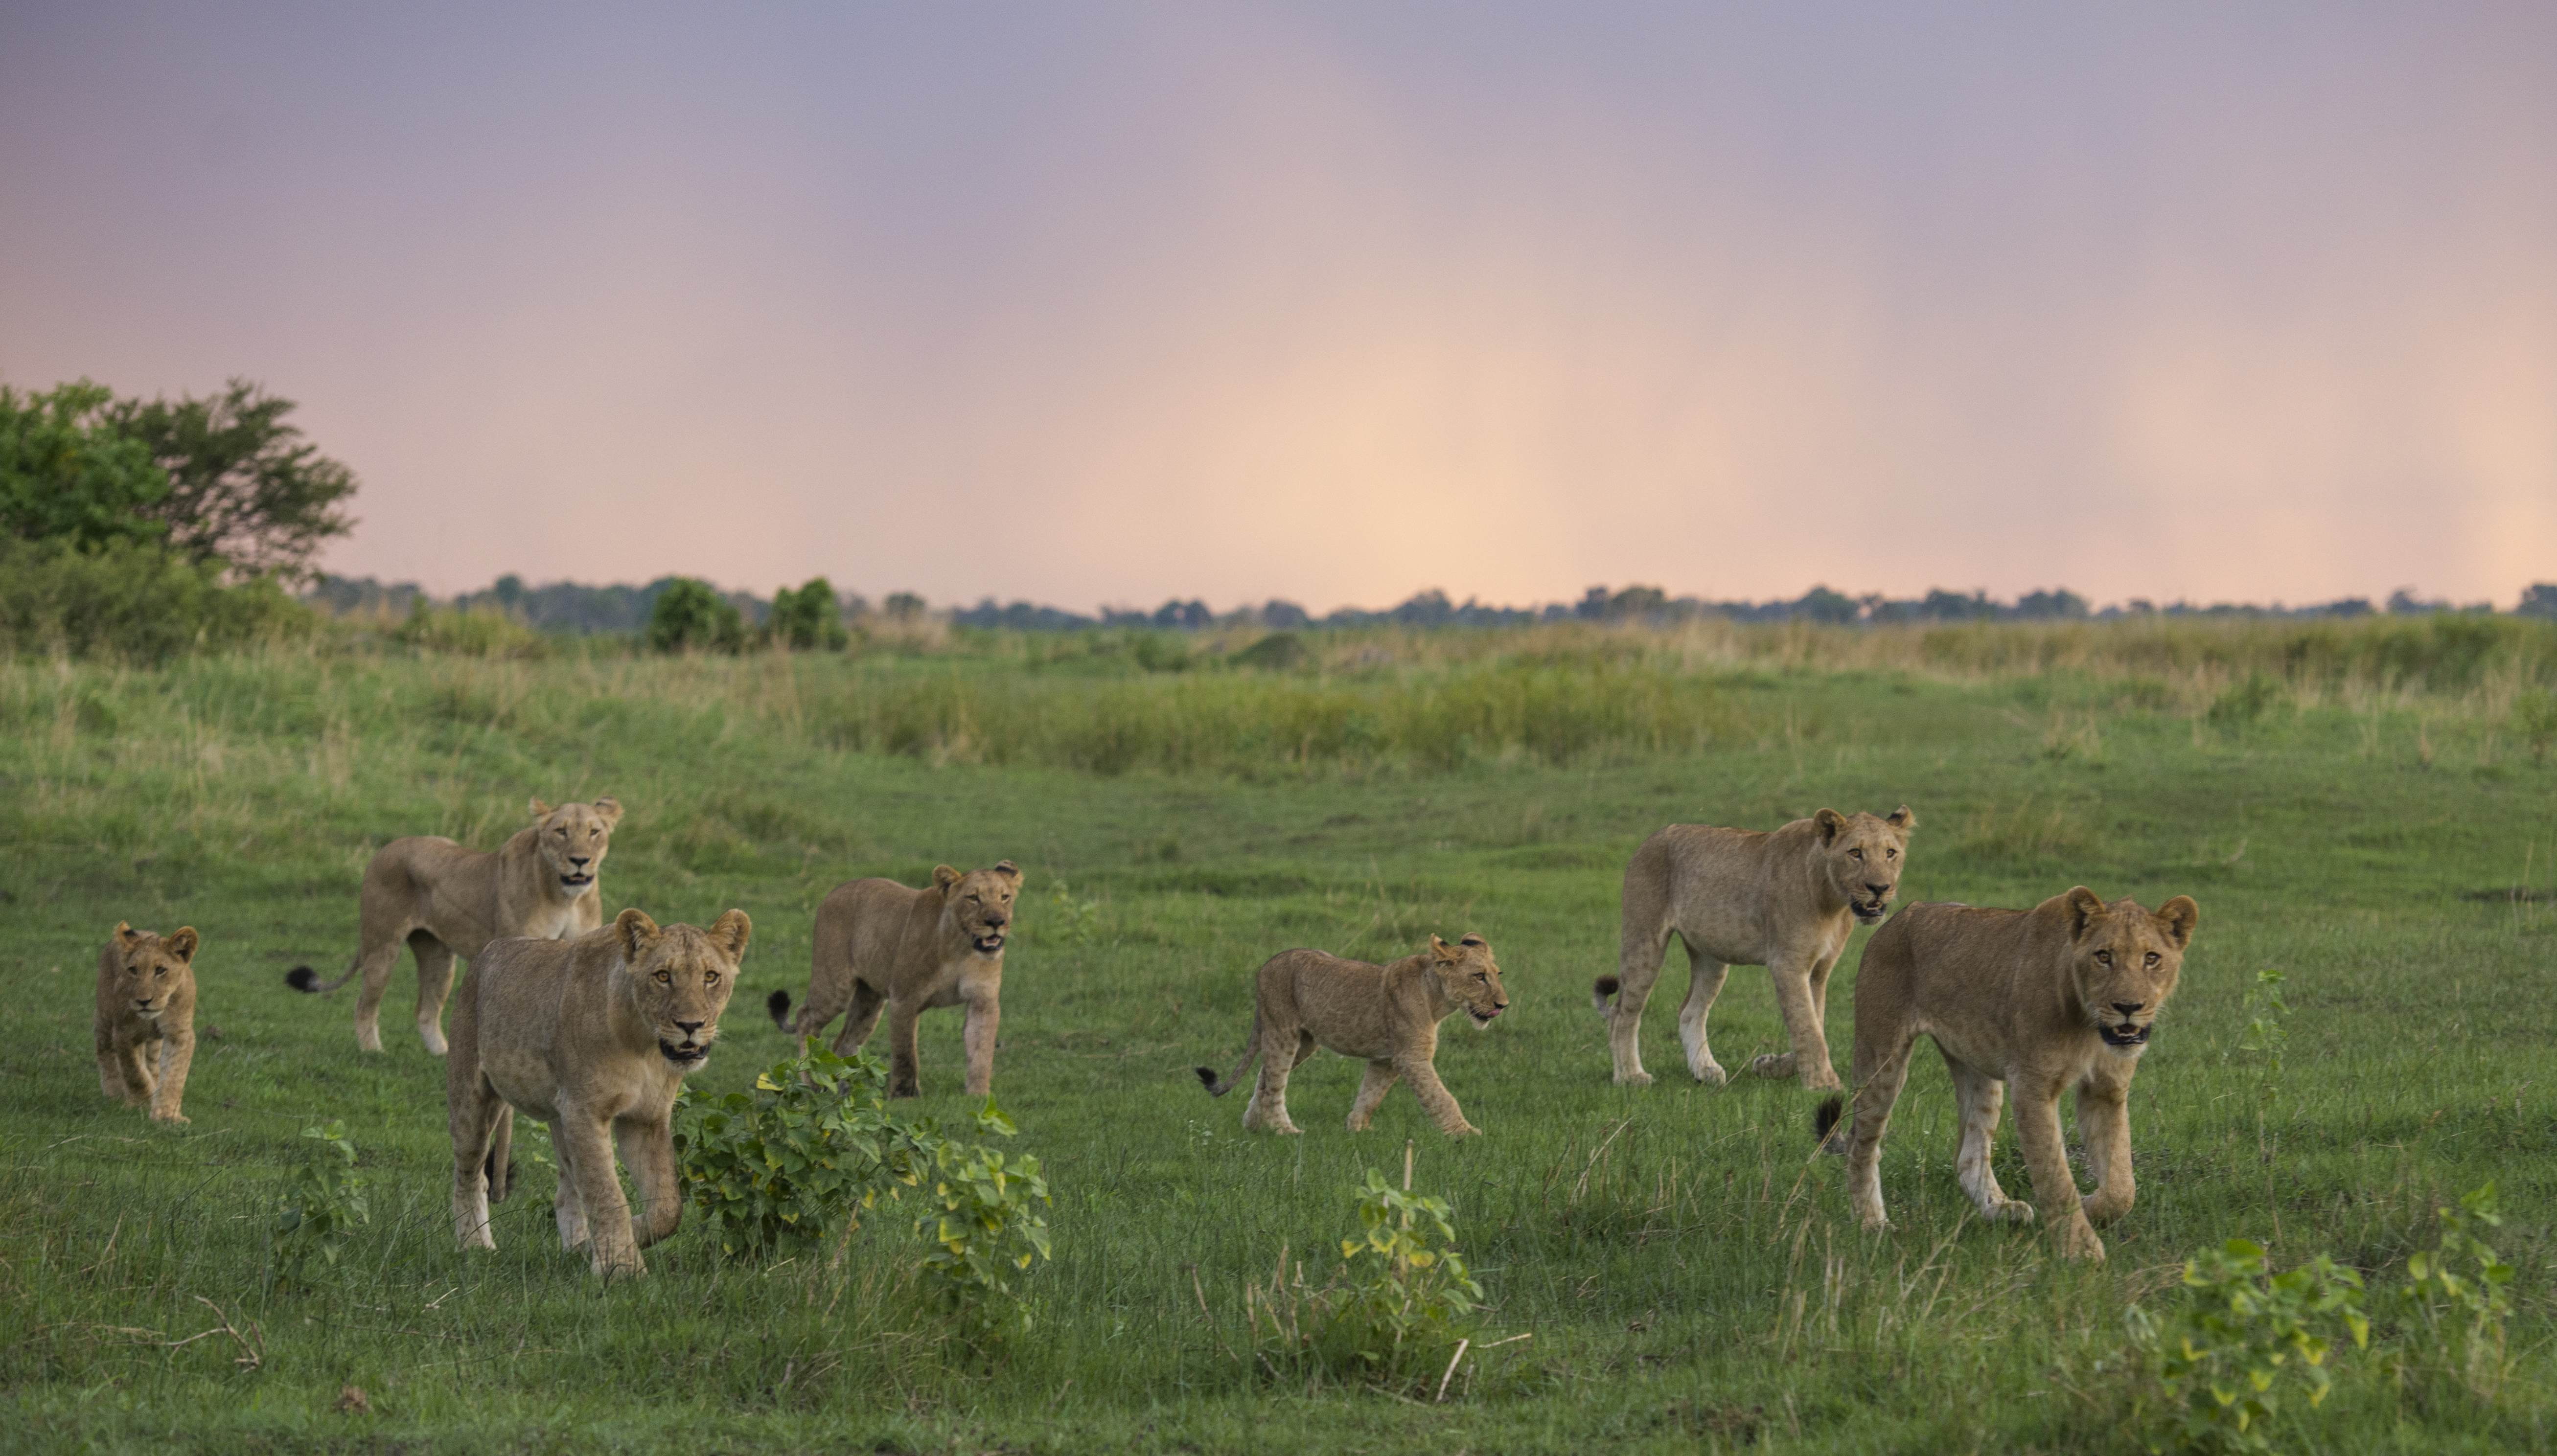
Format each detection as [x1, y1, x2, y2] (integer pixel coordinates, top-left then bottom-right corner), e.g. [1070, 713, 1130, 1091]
[2394, 1184, 2515, 1399]
[268, 1121, 371, 1292]
[390, 599, 551, 658]
[2130, 1239, 2368, 1452]
[647, 577, 746, 653]
[0, 537, 314, 661]
[770, 577, 850, 651]
[673, 1047, 1052, 1345]
[1245, 1163, 1487, 1391]
[0, 380, 170, 550]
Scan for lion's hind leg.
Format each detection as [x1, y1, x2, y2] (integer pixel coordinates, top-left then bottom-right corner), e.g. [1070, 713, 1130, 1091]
[1947, 1058, 2032, 1224]
[1842, 1027, 1918, 1231]
[1674, 939, 1731, 1086]
[830, 978, 888, 1058]
[1242, 1024, 1306, 1135]
[1601, 902, 1675, 1088]
[411, 932, 456, 1056]
[449, 1073, 507, 1251]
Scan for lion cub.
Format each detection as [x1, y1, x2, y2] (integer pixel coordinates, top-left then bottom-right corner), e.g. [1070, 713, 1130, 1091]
[448, 907, 747, 1276]
[770, 862, 1021, 1099]
[1196, 935, 1510, 1138]
[1816, 887, 2198, 1262]
[95, 922, 201, 1124]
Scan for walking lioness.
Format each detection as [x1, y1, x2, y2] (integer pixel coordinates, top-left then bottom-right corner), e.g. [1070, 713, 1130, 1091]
[770, 862, 1022, 1099]
[448, 907, 747, 1276]
[95, 922, 201, 1124]
[1815, 888, 2198, 1262]
[1595, 806, 1914, 1090]
[289, 797, 623, 1054]
[1196, 935, 1510, 1138]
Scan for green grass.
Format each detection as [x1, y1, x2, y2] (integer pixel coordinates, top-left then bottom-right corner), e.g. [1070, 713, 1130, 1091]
[2, 640, 2554, 1453]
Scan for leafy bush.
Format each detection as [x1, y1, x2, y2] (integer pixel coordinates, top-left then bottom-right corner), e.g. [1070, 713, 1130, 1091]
[2129, 1239, 2368, 1452]
[268, 1121, 371, 1292]
[1245, 1162, 1487, 1390]
[2232, 968, 2289, 1093]
[0, 380, 170, 550]
[2393, 1184, 2515, 1399]
[0, 537, 315, 661]
[770, 577, 850, 651]
[1041, 880, 1102, 946]
[647, 577, 747, 653]
[673, 1047, 1051, 1344]
[390, 599, 551, 659]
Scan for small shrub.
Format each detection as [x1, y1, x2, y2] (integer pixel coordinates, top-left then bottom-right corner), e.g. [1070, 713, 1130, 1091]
[268, 1121, 370, 1292]
[647, 577, 747, 653]
[913, 1127, 1053, 1344]
[2515, 692, 2557, 765]
[2207, 672, 2281, 728]
[2232, 968, 2289, 1094]
[391, 599, 549, 658]
[1230, 632, 1307, 671]
[1042, 880, 1101, 947]
[770, 577, 850, 651]
[1246, 1161, 1487, 1390]
[2394, 1183, 2514, 1399]
[2129, 1238, 2368, 1453]
[1133, 634, 1191, 673]
[0, 537, 314, 661]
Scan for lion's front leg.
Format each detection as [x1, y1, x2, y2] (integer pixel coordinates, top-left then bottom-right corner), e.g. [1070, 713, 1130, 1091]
[560, 1115, 642, 1275]
[884, 1001, 925, 1099]
[618, 1116, 682, 1249]
[148, 1028, 194, 1124]
[114, 1037, 157, 1108]
[1755, 947, 1843, 1091]
[960, 992, 1000, 1098]
[1396, 1056, 1479, 1138]
[96, 1036, 135, 1105]
[2012, 1084, 2101, 1261]
[1345, 1060, 1400, 1132]
[2076, 1073, 2137, 1226]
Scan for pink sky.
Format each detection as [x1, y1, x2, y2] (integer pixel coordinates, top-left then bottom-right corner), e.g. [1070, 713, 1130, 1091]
[3, 6, 2552, 612]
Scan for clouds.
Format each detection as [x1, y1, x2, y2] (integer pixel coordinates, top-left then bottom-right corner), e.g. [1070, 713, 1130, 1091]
[2, 5, 2550, 607]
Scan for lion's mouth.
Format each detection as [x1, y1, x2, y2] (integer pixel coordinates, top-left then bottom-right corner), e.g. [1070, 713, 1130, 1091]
[658, 1039, 709, 1066]
[1852, 899, 1889, 924]
[1468, 1007, 1502, 1027]
[560, 872, 595, 888]
[2096, 1022, 2150, 1049]
[972, 934, 1005, 955]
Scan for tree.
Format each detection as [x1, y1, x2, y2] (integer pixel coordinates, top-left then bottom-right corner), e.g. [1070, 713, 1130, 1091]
[0, 380, 170, 549]
[2517, 584, 2557, 620]
[107, 379, 358, 579]
[648, 578, 746, 652]
[770, 577, 849, 650]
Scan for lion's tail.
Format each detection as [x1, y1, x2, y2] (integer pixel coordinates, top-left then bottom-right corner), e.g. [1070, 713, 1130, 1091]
[1591, 975, 1621, 1011]
[1813, 1095, 1849, 1155]
[286, 964, 357, 995]
[1195, 1010, 1262, 1097]
[767, 988, 796, 1033]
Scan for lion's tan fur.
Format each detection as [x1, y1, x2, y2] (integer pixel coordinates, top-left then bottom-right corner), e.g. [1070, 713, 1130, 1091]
[95, 923, 201, 1124]
[294, 796, 623, 1054]
[777, 862, 1022, 1098]
[1197, 935, 1510, 1138]
[1598, 806, 1914, 1091]
[447, 907, 747, 1275]
[1824, 887, 2198, 1262]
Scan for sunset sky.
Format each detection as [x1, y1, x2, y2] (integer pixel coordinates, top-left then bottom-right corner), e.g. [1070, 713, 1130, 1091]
[4, 5, 2553, 613]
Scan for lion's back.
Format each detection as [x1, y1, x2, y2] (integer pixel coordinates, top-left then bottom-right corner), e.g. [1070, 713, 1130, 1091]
[814, 876, 930, 973]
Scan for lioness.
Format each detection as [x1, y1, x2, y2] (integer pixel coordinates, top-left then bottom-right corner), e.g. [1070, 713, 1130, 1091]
[1195, 934, 1509, 1138]
[95, 922, 200, 1124]
[289, 796, 624, 1054]
[448, 907, 747, 1276]
[769, 862, 1022, 1098]
[1595, 806, 1915, 1091]
[1815, 887, 2198, 1262]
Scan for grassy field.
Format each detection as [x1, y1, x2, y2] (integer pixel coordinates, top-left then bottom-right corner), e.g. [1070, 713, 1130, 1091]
[3, 624, 2554, 1453]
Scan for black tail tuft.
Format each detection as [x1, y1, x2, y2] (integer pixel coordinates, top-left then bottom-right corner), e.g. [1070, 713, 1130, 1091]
[767, 988, 793, 1030]
[1591, 975, 1620, 1009]
[1195, 1066, 1222, 1093]
[285, 966, 321, 993]
[1813, 1095, 1845, 1140]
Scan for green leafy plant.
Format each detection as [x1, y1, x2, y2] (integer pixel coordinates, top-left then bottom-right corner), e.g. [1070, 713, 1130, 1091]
[769, 576, 850, 651]
[1244, 1157, 1487, 1390]
[646, 577, 747, 653]
[2395, 1183, 2515, 1399]
[2233, 968, 2289, 1088]
[1043, 879, 1101, 946]
[2130, 1238, 2368, 1453]
[268, 1121, 370, 1292]
[673, 1047, 1051, 1346]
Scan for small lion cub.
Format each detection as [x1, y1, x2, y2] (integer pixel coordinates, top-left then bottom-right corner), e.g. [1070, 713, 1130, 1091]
[95, 922, 201, 1124]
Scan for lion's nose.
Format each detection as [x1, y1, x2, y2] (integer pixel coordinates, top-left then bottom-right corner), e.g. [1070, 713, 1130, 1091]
[569, 856, 591, 867]
[1864, 883, 1890, 899]
[2110, 1001, 2144, 1015]
[985, 914, 1008, 930]
[674, 1019, 705, 1036]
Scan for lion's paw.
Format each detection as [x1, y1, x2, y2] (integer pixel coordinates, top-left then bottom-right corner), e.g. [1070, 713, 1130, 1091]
[1689, 1059, 1728, 1087]
[1751, 1052, 1798, 1079]
[1985, 1198, 2036, 1224]
[2059, 1225, 2106, 1262]
[1614, 1069, 1656, 1089]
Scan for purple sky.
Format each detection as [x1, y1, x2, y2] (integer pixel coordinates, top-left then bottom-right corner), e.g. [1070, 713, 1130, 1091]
[4, 4, 2553, 611]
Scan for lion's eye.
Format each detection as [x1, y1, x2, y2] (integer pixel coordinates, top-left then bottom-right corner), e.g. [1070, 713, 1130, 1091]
[1887, 848, 1898, 859]
[654, 969, 670, 983]
[704, 971, 718, 985]
[1849, 848, 1863, 860]
[2094, 950, 2112, 963]
[2144, 952, 2160, 966]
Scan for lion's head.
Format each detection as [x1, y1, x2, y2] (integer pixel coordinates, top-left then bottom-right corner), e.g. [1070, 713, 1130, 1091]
[613, 907, 748, 1067]
[531, 796, 623, 894]
[1814, 805, 1917, 924]
[934, 862, 1023, 956]
[2063, 887, 2197, 1054]
[111, 922, 197, 1020]
[1428, 933, 1510, 1029]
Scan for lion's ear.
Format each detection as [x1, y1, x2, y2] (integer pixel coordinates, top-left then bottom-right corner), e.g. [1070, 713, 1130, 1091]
[1459, 933, 1487, 949]
[167, 927, 199, 963]
[1429, 935, 1459, 962]
[530, 797, 554, 820]
[1814, 808, 1846, 842]
[1887, 804, 1916, 831]
[115, 921, 138, 945]
[2154, 896, 2199, 950]
[592, 797, 623, 827]
[615, 908, 661, 960]
[708, 909, 752, 961]
[991, 860, 1022, 883]
[2065, 887, 2107, 939]
[932, 865, 963, 891]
